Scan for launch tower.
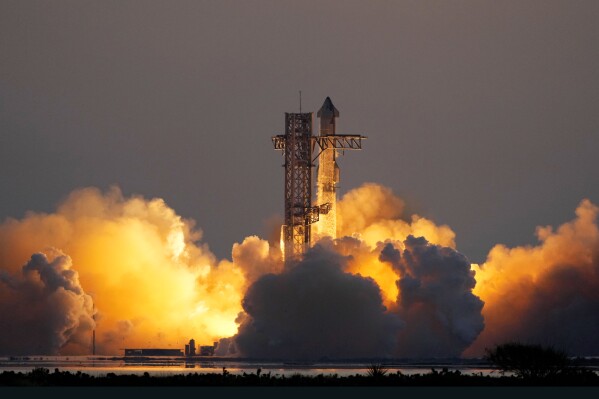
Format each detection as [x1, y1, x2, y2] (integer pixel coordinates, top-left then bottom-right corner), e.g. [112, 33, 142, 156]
[272, 97, 365, 262]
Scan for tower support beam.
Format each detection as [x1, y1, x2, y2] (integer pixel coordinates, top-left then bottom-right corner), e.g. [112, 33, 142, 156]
[281, 112, 313, 261]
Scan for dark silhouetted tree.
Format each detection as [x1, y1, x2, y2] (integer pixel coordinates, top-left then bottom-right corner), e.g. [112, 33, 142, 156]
[485, 342, 570, 379]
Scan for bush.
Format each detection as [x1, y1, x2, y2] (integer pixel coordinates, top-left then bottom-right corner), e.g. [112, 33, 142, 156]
[366, 364, 389, 378]
[485, 342, 570, 379]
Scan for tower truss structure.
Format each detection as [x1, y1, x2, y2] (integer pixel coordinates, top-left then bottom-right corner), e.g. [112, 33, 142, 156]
[272, 101, 366, 262]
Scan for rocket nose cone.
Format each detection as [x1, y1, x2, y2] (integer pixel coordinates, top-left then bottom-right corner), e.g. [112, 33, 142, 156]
[317, 97, 340, 118]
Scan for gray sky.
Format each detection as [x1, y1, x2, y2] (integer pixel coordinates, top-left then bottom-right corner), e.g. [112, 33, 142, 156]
[1, 0, 598, 263]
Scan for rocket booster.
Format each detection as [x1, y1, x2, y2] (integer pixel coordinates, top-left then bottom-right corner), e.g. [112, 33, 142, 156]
[315, 97, 340, 240]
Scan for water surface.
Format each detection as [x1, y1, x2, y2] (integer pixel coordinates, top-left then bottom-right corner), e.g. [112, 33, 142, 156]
[0, 356, 506, 377]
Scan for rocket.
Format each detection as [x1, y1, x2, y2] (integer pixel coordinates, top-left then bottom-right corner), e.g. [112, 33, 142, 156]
[318, 96, 340, 187]
[315, 97, 340, 240]
[317, 96, 339, 134]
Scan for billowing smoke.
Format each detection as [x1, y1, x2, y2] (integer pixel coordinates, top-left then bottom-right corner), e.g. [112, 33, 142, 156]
[232, 235, 484, 359]
[3, 182, 596, 358]
[230, 183, 484, 359]
[234, 245, 403, 360]
[335, 183, 459, 307]
[467, 199, 599, 356]
[0, 187, 246, 355]
[337, 183, 456, 249]
[231, 236, 283, 287]
[379, 237, 484, 358]
[0, 250, 95, 355]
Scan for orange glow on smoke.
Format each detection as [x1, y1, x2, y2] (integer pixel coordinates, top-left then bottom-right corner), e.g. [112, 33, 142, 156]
[345, 249, 400, 308]
[335, 183, 458, 307]
[8, 182, 591, 357]
[465, 199, 599, 356]
[0, 187, 245, 354]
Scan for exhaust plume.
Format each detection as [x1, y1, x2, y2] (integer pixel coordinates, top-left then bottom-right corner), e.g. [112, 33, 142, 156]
[336, 183, 458, 306]
[231, 235, 283, 287]
[234, 244, 403, 359]
[3, 182, 595, 358]
[232, 235, 485, 359]
[231, 183, 484, 359]
[467, 199, 599, 356]
[337, 183, 456, 248]
[0, 250, 95, 355]
[380, 237, 484, 358]
[0, 187, 245, 354]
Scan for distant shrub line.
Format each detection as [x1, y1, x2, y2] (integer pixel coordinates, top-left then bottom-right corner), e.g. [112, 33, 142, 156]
[0, 366, 597, 386]
[1, 344, 597, 386]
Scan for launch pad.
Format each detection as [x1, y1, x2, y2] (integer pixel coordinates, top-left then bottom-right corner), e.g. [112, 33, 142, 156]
[272, 97, 366, 262]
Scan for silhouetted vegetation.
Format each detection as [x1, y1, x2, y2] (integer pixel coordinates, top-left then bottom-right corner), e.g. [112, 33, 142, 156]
[0, 365, 597, 386]
[366, 364, 389, 379]
[485, 342, 574, 379]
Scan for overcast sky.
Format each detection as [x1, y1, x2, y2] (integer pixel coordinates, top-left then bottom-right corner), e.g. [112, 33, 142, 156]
[1, 0, 598, 262]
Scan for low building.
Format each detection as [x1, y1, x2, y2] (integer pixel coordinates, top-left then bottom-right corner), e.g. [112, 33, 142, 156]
[124, 348, 183, 357]
[199, 345, 215, 356]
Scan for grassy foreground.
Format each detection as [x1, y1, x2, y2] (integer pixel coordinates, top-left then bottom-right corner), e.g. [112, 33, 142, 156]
[0, 366, 597, 386]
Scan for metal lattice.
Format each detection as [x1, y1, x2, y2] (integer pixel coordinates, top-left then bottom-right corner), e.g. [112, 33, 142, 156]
[280, 113, 313, 261]
[273, 99, 366, 263]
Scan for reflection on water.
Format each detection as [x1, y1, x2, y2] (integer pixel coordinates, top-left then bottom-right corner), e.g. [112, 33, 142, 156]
[0, 356, 510, 377]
